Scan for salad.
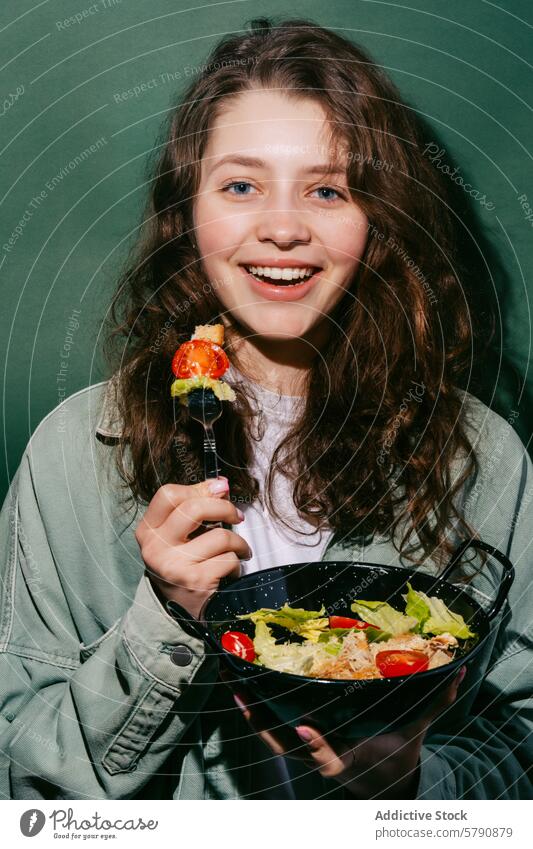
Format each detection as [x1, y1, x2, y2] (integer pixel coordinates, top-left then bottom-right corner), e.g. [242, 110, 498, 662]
[170, 323, 236, 405]
[220, 584, 477, 680]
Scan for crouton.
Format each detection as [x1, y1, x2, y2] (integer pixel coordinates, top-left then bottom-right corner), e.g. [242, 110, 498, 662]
[192, 324, 225, 345]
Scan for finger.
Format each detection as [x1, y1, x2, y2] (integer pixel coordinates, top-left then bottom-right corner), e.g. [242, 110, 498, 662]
[233, 692, 287, 757]
[294, 725, 353, 779]
[144, 530, 251, 582]
[179, 527, 252, 565]
[426, 666, 465, 717]
[404, 666, 466, 737]
[197, 551, 244, 583]
[139, 478, 229, 534]
[232, 692, 315, 764]
[149, 551, 243, 592]
[155, 496, 244, 545]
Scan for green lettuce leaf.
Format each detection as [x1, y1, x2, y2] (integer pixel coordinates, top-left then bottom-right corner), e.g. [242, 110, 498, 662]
[403, 582, 431, 632]
[315, 632, 344, 656]
[318, 626, 386, 644]
[402, 584, 476, 639]
[238, 603, 329, 643]
[253, 620, 277, 657]
[170, 376, 236, 403]
[252, 621, 332, 674]
[350, 600, 419, 635]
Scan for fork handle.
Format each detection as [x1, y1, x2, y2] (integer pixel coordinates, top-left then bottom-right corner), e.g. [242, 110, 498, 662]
[204, 447, 219, 480]
[203, 519, 231, 530]
[203, 424, 219, 480]
[203, 424, 227, 530]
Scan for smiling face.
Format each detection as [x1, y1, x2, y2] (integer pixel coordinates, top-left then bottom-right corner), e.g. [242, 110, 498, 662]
[192, 89, 368, 346]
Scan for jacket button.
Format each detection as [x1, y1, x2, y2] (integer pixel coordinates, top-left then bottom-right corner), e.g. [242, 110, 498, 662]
[170, 644, 194, 666]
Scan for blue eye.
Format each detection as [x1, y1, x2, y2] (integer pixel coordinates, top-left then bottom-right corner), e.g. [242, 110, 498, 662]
[221, 181, 345, 201]
[222, 181, 256, 195]
[313, 185, 343, 201]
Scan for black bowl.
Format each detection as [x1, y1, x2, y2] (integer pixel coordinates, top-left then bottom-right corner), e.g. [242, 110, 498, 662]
[168, 539, 514, 738]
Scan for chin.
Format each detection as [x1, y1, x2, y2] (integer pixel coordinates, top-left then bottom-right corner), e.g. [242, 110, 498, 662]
[248, 324, 313, 343]
[234, 309, 314, 341]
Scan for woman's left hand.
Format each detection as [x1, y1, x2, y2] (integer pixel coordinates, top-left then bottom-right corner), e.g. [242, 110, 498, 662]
[220, 666, 466, 798]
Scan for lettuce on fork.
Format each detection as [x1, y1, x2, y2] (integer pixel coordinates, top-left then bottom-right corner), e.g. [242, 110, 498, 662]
[170, 375, 236, 404]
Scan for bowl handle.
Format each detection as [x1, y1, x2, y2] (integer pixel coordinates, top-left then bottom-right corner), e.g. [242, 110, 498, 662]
[440, 538, 515, 621]
[166, 600, 220, 654]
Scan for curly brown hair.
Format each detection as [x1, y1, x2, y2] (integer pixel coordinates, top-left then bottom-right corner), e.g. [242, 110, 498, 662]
[105, 16, 483, 568]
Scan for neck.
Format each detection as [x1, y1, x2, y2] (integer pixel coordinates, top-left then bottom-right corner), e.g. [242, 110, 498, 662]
[224, 320, 330, 396]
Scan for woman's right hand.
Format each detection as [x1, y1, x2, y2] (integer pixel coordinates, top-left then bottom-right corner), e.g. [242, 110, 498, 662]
[135, 477, 251, 619]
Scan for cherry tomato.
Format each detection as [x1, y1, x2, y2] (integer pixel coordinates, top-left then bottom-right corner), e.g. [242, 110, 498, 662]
[171, 339, 230, 379]
[375, 649, 429, 678]
[329, 616, 377, 630]
[221, 630, 255, 662]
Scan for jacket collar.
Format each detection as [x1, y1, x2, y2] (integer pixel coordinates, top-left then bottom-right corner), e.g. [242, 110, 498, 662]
[95, 375, 124, 440]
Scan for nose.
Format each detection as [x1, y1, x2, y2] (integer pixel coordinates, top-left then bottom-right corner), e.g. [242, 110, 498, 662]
[254, 183, 312, 247]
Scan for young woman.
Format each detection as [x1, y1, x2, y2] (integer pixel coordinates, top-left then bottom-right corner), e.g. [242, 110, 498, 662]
[1, 18, 532, 801]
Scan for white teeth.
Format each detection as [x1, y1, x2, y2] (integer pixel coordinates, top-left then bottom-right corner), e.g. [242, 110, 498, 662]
[246, 265, 316, 281]
[280, 267, 300, 280]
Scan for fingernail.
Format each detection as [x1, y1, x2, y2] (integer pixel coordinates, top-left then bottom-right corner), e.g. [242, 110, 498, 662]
[233, 693, 247, 713]
[295, 726, 312, 742]
[207, 477, 229, 495]
[236, 508, 244, 521]
[457, 665, 467, 684]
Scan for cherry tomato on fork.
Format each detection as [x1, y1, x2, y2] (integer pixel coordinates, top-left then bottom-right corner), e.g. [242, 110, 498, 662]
[171, 339, 230, 379]
[221, 631, 256, 662]
[329, 616, 377, 630]
[375, 649, 429, 677]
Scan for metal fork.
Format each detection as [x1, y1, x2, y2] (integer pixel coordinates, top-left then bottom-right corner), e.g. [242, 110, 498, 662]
[186, 387, 229, 530]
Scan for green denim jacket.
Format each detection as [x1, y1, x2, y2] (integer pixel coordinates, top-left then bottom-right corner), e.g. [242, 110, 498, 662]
[0, 381, 532, 800]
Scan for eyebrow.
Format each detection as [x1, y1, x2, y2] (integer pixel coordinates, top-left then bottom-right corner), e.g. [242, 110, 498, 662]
[208, 154, 346, 177]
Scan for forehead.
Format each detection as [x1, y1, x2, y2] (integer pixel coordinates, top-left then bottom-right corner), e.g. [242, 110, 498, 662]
[202, 89, 348, 174]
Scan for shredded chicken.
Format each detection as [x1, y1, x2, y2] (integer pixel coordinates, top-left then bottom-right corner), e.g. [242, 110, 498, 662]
[310, 657, 382, 680]
[368, 633, 427, 661]
[338, 629, 372, 664]
[428, 649, 453, 669]
[307, 629, 458, 680]
[428, 633, 459, 651]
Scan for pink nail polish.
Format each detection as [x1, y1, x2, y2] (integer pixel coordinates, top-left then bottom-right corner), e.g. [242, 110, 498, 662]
[208, 477, 229, 495]
[236, 508, 244, 521]
[296, 726, 312, 742]
[457, 665, 467, 684]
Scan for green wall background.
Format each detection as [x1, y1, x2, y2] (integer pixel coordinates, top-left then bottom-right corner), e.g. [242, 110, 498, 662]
[1, 0, 532, 500]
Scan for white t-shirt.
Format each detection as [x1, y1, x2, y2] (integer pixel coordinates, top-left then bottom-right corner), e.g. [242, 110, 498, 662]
[224, 364, 334, 574]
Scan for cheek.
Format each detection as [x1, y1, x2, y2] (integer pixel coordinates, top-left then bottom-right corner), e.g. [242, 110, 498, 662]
[196, 222, 225, 260]
[322, 213, 368, 266]
[195, 198, 250, 257]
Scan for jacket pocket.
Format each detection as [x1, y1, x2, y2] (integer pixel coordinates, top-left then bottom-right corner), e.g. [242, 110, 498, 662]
[79, 620, 121, 662]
